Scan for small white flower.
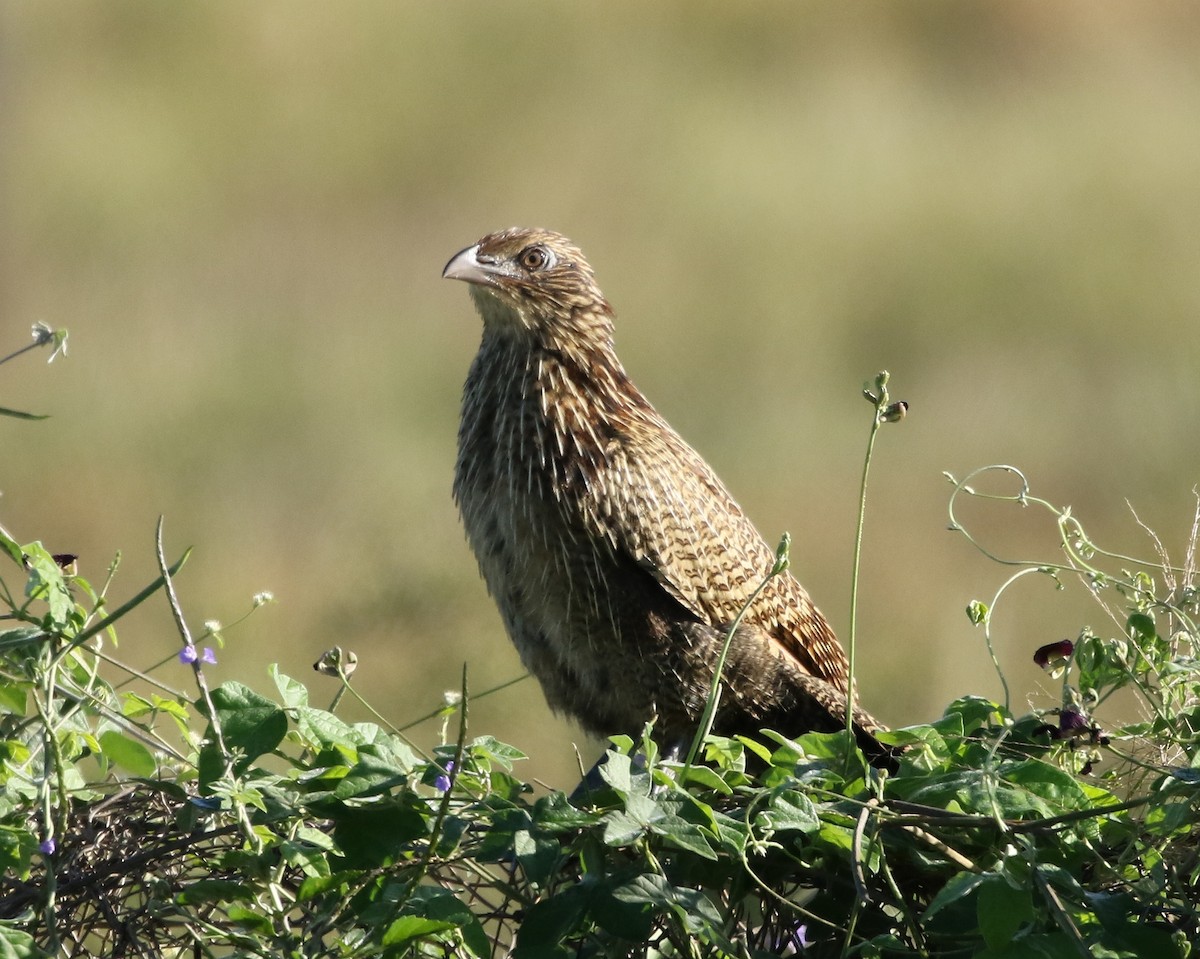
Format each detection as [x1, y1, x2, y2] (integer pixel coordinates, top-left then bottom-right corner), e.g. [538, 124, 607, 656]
[31, 323, 68, 362]
[252, 591, 275, 607]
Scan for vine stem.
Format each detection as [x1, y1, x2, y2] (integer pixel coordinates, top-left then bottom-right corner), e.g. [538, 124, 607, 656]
[846, 371, 904, 756]
[844, 402, 881, 745]
[34, 648, 63, 954]
[154, 518, 260, 854]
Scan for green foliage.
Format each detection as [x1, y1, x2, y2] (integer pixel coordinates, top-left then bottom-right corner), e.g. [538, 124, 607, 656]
[3, 335, 1199, 957]
[0, 496, 1199, 958]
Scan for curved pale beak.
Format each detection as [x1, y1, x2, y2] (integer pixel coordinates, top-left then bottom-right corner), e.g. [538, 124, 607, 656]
[443, 244, 511, 287]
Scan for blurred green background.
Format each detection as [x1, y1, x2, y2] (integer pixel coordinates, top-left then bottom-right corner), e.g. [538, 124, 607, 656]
[2, 3, 1197, 785]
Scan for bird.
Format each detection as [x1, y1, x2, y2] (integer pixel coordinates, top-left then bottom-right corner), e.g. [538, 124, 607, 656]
[444, 227, 892, 768]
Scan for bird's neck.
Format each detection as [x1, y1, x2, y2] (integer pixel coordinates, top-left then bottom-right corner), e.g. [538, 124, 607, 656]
[471, 323, 650, 429]
[472, 287, 618, 360]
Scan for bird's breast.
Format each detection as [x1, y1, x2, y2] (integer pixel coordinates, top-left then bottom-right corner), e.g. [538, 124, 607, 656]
[456, 347, 606, 604]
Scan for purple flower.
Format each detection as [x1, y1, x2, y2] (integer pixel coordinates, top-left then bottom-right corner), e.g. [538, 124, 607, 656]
[434, 760, 455, 793]
[1033, 640, 1074, 670]
[1033, 707, 1107, 745]
[787, 923, 814, 952]
[39, 838, 56, 856]
[1058, 708, 1089, 734]
[179, 645, 217, 665]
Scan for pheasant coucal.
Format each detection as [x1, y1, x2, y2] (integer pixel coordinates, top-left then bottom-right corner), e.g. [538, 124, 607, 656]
[444, 228, 891, 767]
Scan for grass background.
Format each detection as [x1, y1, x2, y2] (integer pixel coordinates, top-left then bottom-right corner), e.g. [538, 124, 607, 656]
[2, 3, 1197, 785]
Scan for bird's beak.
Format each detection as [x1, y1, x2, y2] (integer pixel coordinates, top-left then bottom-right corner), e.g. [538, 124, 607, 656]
[443, 244, 511, 287]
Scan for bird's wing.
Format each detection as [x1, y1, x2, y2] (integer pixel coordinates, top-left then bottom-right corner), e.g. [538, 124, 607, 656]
[570, 414, 850, 688]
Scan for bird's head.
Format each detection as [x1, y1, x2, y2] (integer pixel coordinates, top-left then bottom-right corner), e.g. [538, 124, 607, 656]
[443, 228, 614, 346]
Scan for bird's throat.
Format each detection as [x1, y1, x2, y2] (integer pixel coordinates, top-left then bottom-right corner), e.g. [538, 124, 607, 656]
[470, 285, 532, 334]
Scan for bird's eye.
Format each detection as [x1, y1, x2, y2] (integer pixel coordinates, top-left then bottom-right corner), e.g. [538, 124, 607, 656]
[519, 245, 554, 271]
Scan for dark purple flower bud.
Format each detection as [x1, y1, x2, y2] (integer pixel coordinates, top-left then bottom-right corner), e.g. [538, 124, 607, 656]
[1034, 640, 1074, 669]
[880, 400, 909, 423]
[1059, 708, 1088, 733]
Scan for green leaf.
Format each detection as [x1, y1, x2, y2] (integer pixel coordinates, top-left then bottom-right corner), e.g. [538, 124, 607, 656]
[467, 735, 526, 768]
[769, 728, 871, 783]
[1143, 799, 1193, 838]
[0, 924, 46, 958]
[0, 740, 32, 769]
[589, 880, 655, 943]
[121, 693, 191, 739]
[610, 874, 728, 943]
[943, 696, 1008, 734]
[0, 627, 44, 650]
[734, 734, 774, 765]
[197, 683, 288, 788]
[21, 543, 75, 629]
[1075, 632, 1132, 694]
[514, 885, 590, 956]
[676, 763, 733, 794]
[119, 692, 155, 718]
[762, 788, 820, 833]
[598, 750, 635, 793]
[710, 809, 750, 855]
[1126, 612, 1156, 640]
[658, 822, 717, 860]
[604, 788, 718, 864]
[333, 758, 409, 800]
[206, 682, 287, 760]
[978, 877, 1032, 949]
[280, 837, 332, 878]
[270, 663, 308, 709]
[331, 802, 427, 868]
[0, 827, 37, 878]
[513, 827, 562, 884]
[0, 406, 49, 421]
[98, 731, 157, 777]
[382, 915, 457, 946]
[816, 819, 855, 854]
[407, 887, 492, 958]
[295, 706, 365, 751]
[602, 809, 646, 846]
[531, 790, 597, 830]
[1098, 921, 1183, 958]
[698, 734, 746, 772]
[296, 871, 361, 903]
[924, 870, 988, 920]
[226, 905, 274, 935]
[0, 684, 28, 716]
[1002, 759, 1089, 812]
[0, 529, 23, 566]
